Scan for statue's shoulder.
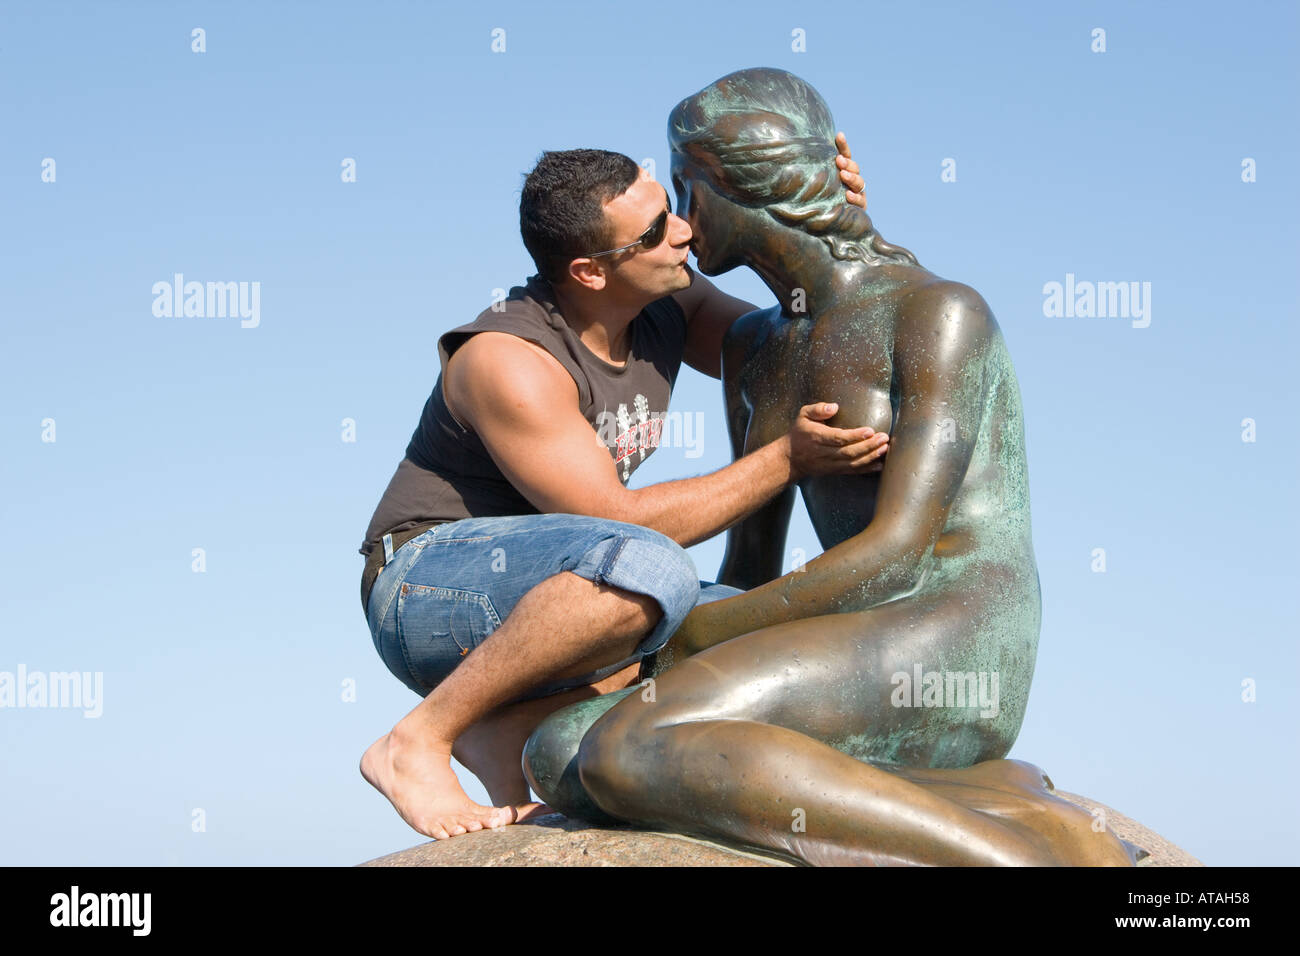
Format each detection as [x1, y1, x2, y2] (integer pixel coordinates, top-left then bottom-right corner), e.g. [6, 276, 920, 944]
[898, 275, 991, 316]
[896, 276, 996, 344]
[722, 303, 783, 351]
[720, 305, 784, 387]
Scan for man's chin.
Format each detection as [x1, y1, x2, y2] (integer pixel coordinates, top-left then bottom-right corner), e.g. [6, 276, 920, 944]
[667, 262, 695, 290]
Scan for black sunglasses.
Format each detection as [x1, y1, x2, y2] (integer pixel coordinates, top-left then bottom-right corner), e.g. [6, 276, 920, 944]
[585, 209, 670, 259]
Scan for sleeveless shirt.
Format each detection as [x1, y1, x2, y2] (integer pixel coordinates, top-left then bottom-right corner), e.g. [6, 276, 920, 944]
[358, 273, 689, 559]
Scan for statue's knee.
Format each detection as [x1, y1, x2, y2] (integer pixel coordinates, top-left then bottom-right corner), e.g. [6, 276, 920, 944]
[523, 689, 636, 823]
[521, 711, 570, 804]
[576, 705, 656, 813]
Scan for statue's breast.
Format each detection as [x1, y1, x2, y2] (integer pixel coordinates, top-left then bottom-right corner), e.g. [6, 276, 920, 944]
[804, 315, 895, 436]
[736, 310, 894, 447]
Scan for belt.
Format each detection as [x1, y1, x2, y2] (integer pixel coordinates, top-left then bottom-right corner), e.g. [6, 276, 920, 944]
[360, 520, 447, 616]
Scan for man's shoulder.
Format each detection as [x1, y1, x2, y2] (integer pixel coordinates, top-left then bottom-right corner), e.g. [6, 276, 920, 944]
[452, 330, 563, 373]
[462, 275, 555, 327]
[439, 277, 560, 363]
[443, 332, 578, 437]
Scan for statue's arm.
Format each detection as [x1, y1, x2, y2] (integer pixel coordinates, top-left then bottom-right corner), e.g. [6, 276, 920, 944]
[677, 283, 993, 652]
[715, 318, 794, 590]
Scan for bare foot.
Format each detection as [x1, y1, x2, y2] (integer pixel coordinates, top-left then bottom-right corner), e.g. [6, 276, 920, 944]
[360, 727, 515, 840]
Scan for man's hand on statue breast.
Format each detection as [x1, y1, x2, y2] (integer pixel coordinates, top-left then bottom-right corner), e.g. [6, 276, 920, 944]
[785, 402, 889, 479]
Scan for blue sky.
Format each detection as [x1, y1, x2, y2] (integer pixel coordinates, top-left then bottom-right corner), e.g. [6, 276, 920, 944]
[2, 0, 1296, 865]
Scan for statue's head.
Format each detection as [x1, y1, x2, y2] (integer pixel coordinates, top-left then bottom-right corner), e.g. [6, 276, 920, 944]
[668, 67, 917, 275]
[520, 149, 691, 298]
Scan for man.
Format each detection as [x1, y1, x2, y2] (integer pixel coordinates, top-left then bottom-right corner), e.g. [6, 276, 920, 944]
[357, 136, 888, 840]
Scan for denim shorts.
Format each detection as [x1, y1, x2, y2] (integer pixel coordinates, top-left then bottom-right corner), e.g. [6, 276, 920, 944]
[364, 513, 743, 701]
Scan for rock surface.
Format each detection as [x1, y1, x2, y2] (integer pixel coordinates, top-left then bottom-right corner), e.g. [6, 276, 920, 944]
[1053, 790, 1202, 867]
[359, 789, 1203, 867]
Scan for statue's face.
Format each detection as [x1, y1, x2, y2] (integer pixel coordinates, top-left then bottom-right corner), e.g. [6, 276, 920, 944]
[671, 155, 744, 277]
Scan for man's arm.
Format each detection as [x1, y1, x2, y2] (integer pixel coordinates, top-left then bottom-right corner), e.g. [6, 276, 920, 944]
[674, 269, 756, 379]
[445, 332, 886, 549]
[672, 283, 993, 651]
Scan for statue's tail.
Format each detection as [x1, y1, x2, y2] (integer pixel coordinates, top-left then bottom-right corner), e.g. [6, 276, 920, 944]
[522, 687, 638, 823]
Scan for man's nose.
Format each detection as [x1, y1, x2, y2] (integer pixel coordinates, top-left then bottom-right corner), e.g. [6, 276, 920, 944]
[669, 212, 692, 246]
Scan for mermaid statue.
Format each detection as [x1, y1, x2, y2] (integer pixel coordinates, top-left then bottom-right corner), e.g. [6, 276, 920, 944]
[523, 67, 1141, 866]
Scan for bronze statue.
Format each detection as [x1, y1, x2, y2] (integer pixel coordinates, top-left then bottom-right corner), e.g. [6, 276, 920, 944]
[523, 68, 1140, 866]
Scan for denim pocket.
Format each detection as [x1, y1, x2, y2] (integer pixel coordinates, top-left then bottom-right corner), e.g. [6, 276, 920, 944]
[395, 583, 502, 690]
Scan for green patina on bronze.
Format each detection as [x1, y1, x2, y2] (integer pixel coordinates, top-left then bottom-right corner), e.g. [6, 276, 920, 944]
[523, 68, 1135, 866]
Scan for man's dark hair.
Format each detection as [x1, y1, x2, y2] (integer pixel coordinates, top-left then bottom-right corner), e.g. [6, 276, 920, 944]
[520, 149, 641, 284]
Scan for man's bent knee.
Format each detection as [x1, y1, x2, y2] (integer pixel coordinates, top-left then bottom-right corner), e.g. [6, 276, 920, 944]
[567, 527, 699, 650]
[512, 528, 698, 700]
[596, 581, 663, 637]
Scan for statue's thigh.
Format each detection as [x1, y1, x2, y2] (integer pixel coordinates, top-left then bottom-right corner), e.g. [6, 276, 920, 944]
[639, 583, 1016, 767]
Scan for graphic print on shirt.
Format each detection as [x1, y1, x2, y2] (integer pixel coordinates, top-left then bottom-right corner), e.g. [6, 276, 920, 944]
[595, 394, 665, 482]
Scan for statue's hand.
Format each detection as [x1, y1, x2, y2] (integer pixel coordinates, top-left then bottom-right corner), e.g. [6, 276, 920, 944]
[653, 603, 727, 673]
[836, 132, 866, 209]
[667, 606, 709, 660]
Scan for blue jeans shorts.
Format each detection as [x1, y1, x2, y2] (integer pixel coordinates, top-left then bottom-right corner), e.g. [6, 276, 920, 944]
[364, 513, 743, 701]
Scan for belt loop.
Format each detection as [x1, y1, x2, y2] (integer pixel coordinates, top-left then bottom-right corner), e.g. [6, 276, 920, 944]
[382, 533, 394, 566]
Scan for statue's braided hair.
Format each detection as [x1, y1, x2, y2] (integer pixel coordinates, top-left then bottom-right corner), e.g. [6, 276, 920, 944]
[668, 68, 919, 267]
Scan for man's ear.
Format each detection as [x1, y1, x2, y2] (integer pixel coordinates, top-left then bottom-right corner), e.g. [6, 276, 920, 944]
[566, 257, 607, 292]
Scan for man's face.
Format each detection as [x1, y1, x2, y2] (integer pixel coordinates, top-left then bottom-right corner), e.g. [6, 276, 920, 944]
[591, 170, 693, 298]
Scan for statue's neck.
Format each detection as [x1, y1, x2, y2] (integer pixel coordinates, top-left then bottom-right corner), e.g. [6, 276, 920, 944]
[745, 230, 870, 318]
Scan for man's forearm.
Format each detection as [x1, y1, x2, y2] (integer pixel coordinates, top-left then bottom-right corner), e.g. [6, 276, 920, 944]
[621, 439, 795, 548]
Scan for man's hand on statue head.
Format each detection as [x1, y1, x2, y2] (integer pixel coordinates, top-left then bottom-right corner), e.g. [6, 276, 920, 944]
[783, 402, 888, 480]
[835, 132, 866, 209]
